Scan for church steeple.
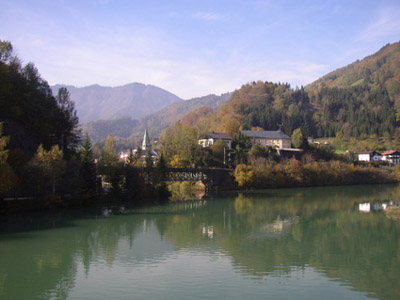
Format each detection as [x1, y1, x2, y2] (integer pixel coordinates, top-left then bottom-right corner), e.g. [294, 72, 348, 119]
[142, 130, 150, 151]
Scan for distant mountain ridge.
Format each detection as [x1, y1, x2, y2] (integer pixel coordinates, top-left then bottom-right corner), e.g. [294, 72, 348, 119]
[51, 83, 183, 123]
[80, 92, 232, 143]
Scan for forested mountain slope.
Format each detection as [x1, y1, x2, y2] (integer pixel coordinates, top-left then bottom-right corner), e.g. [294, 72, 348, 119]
[175, 41, 400, 140]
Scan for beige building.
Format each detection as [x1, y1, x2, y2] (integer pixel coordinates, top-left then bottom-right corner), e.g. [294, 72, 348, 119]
[241, 130, 291, 149]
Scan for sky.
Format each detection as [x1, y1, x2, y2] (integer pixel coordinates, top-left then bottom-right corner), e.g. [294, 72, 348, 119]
[1, 0, 400, 99]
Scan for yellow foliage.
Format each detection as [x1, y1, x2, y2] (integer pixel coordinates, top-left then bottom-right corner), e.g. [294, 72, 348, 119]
[234, 164, 254, 189]
[170, 155, 184, 168]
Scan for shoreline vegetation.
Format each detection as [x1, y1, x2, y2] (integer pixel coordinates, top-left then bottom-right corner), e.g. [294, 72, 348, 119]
[234, 158, 398, 190]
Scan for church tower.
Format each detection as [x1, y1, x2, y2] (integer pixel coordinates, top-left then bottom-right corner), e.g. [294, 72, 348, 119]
[142, 130, 150, 151]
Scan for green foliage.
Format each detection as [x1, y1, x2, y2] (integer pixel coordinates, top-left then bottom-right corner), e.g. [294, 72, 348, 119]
[160, 122, 203, 167]
[152, 154, 170, 199]
[145, 150, 153, 167]
[211, 139, 226, 165]
[97, 134, 123, 194]
[55, 87, 79, 157]
[0, 123, 19, 197]
[232, 131, 250, 164]
[79, 133, 97, 198]
[31, 144, 66, 194]
[292, 128, 306, 148]
[101, 134, 119, 166]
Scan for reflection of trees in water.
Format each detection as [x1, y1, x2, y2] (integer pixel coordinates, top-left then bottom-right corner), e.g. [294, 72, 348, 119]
[224, 185, 400, 300]
[1, 184, 400, 299]
[0, 209, 150, 299]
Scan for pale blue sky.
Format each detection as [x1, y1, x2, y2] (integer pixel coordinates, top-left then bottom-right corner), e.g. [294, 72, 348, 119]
[1, 0, 399, 99]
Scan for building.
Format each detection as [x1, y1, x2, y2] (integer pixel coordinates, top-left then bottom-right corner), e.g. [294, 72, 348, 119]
[142, 130, 150, 151]
[198, 132, 232, 150]
[382, 150, 400, 165]
[358, 151, 382, 162]
[120, 130, 158, 163]
[241, 130, 291, 149]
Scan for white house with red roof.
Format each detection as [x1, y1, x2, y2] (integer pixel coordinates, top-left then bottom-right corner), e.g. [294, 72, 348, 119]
[381, 150, 400, 165]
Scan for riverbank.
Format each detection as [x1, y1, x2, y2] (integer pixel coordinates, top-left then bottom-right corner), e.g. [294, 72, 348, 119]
[234, 158, 399, 189]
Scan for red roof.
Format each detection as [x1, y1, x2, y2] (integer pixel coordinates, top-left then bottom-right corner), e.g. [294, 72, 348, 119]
[382, 150, 400, 156]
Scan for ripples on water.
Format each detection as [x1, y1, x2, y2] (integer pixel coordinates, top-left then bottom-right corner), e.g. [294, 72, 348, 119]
[0, 185, 399, 299]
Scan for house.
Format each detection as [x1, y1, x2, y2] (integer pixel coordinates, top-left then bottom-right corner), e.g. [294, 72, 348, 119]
[382, 150, 400, 165]
[241, 130, 291, 149]
[198, 132, 232, 150]
[358, 151, 382, 162]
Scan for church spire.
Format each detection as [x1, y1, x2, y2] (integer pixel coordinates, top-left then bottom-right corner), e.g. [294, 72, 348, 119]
[142, 130, 150, 151]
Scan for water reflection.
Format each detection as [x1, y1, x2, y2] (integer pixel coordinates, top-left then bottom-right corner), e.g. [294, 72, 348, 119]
[358, 200, 400, 213]
[0, 185, 400, 299]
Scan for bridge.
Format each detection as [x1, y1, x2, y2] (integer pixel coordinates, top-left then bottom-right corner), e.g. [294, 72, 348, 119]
[144, 167, 232, 193]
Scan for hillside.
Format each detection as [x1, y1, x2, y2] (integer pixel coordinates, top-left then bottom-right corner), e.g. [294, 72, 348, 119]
[51, 83, 183, 123]
[81, 92, 232, 143]
[306, 42, 400, 100]
[169, 41, 400, 141]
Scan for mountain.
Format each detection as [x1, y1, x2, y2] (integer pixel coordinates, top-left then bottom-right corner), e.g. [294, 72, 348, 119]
[80, 92, 232, 143]
[51, 83, 183, 123]
[171, 41, 400, 140]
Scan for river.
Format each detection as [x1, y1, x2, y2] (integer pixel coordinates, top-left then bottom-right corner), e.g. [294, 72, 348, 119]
[1, 184, 400, 299]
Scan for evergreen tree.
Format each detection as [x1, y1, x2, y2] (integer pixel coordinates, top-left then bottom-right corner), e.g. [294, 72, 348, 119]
[55, 87, 80, 157]
[145, 149, 153, 167]
[79, 133, 97, 198]
[153, 154, 170, 199]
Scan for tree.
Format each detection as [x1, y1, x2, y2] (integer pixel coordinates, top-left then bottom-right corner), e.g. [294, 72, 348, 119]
[101, 134, 119, 166]
[0, 123, 19, 198]
[0, 40, 14, 63]
[125, 149, 137, 166]
[232, 132, 250, 164]
[79, 133, 97, 198]
[32, 144, 65, 194]
[211, 139, 226, 165]
[55, 87, 80, 156]
[145, 149, 153, 167]
[98, 134, 122, 194]
[152, 154, 170, 199]
[292, 128, 306, 149]
[234, 164, 254, 189]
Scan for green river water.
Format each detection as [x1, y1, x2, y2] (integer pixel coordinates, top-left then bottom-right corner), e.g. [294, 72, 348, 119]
[1, 184, 400, 300]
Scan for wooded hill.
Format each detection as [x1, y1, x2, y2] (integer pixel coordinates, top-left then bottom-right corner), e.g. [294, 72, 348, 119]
[177, 41, 400, 140]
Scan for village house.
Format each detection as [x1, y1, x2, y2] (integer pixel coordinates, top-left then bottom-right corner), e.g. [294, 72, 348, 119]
[381, 150, 400, 165]
[198, 132, 232, 150]
[241, 130, 292, 149]
[358, 151, 382, 162]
